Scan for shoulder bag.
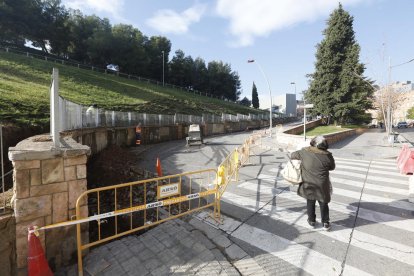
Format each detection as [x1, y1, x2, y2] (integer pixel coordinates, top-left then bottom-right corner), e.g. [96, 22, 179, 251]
[281, 158, 302, 185]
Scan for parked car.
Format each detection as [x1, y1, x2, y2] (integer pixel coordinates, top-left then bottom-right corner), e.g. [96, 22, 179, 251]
[106, 64, 119, 72]
[397, 121, 408, 128]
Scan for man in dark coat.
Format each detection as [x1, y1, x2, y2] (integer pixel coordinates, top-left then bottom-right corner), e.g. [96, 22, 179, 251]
[291, 136, 335, 230]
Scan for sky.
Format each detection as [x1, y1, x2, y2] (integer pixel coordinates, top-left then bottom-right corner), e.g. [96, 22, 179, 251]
[62, 0, 414, 109]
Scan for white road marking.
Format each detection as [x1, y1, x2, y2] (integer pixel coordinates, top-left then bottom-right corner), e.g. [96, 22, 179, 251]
[224, 191, 414, 267]
[237, 182, 414, 233]
[332, 170, 408, 185]
[231, 217, 371, 276]
[330, 176, 408, 196]
[335, 158, 371, 164]
[335, 164, 408, 178]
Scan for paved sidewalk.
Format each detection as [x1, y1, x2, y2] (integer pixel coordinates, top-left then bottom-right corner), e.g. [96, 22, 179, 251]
[259, 127, 407, 159]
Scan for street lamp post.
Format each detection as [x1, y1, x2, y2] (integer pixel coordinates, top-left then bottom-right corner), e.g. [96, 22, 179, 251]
[290, 82, 296, 95]
[248, 59, 273, 137]
[290, 82, 297, 117]
[162, 51, 165, 86]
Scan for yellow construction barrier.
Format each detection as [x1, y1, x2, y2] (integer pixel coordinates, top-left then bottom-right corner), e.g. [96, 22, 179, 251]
[67, 169, 216, 275]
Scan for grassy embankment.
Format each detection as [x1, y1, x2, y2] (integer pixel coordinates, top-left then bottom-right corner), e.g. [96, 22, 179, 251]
[0, 51, 264, 127]
[301, 124, 366, 136]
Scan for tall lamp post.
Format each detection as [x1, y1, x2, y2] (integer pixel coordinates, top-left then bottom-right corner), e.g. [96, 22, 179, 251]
[290, 82, 296, 95]
[387, 57, 414, 138]
[290, 82, 297, 117]
[248, 59, 273, 137]
[162, 51, 165, 86]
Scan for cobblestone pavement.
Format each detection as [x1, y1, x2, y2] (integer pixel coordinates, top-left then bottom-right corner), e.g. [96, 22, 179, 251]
[56, 217, 244, 276]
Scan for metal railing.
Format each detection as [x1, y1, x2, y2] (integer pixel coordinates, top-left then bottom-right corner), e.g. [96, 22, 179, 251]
[58, 97, 271, 131]
[215, 132, 263, 200]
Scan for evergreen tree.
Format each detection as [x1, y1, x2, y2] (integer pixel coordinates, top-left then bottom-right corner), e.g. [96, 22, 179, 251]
[307, 3, 374, 124]
[240, 97, 252, 107]
[252, 82, 259, 108]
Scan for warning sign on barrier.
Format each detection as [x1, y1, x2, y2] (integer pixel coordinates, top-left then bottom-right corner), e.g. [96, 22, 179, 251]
[157, 183, 180, 199]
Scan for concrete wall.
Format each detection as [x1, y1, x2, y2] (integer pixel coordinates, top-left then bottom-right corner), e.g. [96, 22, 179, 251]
[324, 129, 356, 145]
[8, 135, 90, 274]
[283, 119, 322, 135]
[278, 120, 357, 151]
[66, 119, 297, 155]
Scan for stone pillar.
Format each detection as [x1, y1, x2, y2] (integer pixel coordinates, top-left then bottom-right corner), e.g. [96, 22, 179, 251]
[8, 135, 90, 274]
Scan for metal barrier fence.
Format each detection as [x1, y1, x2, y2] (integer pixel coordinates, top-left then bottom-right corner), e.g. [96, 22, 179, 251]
[215, 133, 263, 200]
[75, 169, 218, 275]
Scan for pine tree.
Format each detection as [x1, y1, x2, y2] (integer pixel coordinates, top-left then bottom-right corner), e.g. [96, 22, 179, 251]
[251, 82, 259, 109]
[307, 3, 374, 124]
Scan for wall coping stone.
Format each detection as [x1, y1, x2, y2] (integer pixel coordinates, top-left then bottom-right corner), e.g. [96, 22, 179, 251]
[277, 120, 356, 151]
[9, 135, 91, 161]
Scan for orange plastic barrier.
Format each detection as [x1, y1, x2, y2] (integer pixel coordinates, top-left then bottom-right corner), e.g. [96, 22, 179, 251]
[398, 147, 412, 171]
[399, 148, 414, 175]
[397, 144, 409, 167]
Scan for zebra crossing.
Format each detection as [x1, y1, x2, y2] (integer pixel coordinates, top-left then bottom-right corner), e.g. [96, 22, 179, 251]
[217, 155, 414, 276]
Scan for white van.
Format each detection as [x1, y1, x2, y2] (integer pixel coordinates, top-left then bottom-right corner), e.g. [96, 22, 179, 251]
[186, 124, 203, 146]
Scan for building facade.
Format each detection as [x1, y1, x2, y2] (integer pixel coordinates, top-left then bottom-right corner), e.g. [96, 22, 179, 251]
[274, 94, 297, 117]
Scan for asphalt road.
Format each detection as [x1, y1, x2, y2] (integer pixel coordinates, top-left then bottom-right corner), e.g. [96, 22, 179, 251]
[393, 126, 414, 142]
[135, 125, 414, 175]
[135, 132, 253, 175]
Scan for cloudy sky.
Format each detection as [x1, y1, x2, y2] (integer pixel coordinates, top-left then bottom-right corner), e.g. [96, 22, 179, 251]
[63, 0, 414, 108]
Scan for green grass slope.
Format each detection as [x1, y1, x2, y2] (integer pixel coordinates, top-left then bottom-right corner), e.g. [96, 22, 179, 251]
[0, 51, 263, 126]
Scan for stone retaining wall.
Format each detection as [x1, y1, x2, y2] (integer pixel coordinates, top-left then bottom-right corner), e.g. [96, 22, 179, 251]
[278, 120, 357, 151]
[67, 118, 297, 155]
[323, 129, 356, 145]
[283, 119, 322, 135]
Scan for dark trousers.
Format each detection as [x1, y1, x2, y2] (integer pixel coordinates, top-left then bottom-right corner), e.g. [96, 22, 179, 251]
[307, 199, 329, 223]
